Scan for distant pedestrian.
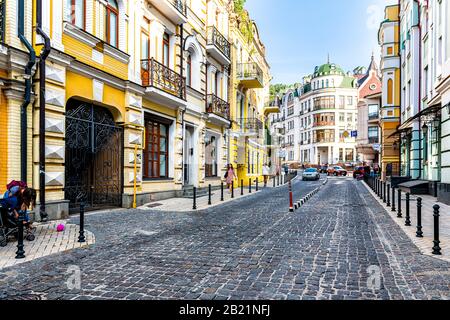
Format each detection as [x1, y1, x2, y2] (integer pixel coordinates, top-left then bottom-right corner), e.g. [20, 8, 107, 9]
[262, 163, 270, 187]
[225, 164, 237, 193]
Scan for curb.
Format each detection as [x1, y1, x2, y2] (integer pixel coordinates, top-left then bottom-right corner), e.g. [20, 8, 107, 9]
[292, 178, 328, 212]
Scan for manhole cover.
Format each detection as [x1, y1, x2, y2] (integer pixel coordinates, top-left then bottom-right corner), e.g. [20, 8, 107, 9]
[147, 203, 163, 208]
[5, 293, 45, 300]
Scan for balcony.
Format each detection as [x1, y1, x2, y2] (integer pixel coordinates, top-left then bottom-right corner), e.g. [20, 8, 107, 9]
[237, 118, 264, 136]
[368, 113, 379, 121]
[264, 100, 281, 116]
[237, 63, 264, 88]
[206, 26, 231, 65]
[148, 0, 187, 24]
[206, 94, 230, 126]
[313, 121, 335, 128]
[368, 137, 379, 144]
[141, 58, 187, 109]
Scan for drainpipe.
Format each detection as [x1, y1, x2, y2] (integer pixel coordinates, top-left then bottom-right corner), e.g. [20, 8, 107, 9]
[36, 0, 51, 222]
[18, 0, 36, 183]
[398, 0, 402, 176]
[179, 23, 185, 186]
[413, 0, 422, 180]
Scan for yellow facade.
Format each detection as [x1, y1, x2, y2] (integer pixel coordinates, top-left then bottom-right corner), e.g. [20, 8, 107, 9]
[0, 0, 270, 219]
[229, 5, 271, 187]
[378, 5, 401, 179]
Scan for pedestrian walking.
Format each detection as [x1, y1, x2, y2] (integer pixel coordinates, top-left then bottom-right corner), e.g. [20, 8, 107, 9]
[262, 163, 270, 187]
[225, 164, 237, 193]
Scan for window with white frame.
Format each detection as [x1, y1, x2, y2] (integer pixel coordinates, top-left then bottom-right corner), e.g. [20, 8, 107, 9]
[66, 0, 85, 29]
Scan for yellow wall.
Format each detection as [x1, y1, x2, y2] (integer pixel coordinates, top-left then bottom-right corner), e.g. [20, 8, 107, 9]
[0, 90, 8, 188]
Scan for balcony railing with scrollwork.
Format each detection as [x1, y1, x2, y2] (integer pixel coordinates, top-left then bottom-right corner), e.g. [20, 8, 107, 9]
[237, 118, 264, 132]
[141, 58, 186, 100]
[169, 0, 187, 16]
[207, 26, 231, 60]
[237, 63, 264, 84]
[313, 121, 336, 127]
[0, 0, 5, 43]
[206, 94, 230, 120]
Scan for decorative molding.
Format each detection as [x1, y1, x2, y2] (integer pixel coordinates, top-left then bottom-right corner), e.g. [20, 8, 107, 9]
[45, 145, 65, 160]
[92, 49, 104, 64]
[129, 152, 142, 164]
[46, 65, 66, 84]
[45, 117, 65, 133]
[129, 172, 142, 184]
[93, 79, 104, 102]
[45, 87, 65, 107]
[128, 112, 143, 126]
[45, 172, 64, 187]
[128, 95, 142, 108]
[129, 133, 142, 145]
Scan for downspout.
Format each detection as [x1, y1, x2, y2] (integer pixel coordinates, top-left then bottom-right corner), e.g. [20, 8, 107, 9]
[413, 0, 422, 179]
[398, 0, 402, 175]
[18, 0, 36, 183]
[36, 0, 51, 222]
[179, 24, 185, 186]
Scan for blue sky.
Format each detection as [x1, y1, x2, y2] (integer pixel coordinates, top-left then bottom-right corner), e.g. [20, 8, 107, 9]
[245, 0, 397, 84]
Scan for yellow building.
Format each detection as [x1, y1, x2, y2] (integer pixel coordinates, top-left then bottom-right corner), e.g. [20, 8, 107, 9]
[0, 0, 270, 220]
[229, 3, 272, 187]
[378, 5, 401, 180]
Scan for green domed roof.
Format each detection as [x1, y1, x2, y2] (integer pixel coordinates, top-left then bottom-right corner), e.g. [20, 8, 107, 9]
[313, 63, 345, 78]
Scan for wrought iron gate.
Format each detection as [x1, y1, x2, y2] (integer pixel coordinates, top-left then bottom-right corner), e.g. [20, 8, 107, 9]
[65, 101, 123, 212]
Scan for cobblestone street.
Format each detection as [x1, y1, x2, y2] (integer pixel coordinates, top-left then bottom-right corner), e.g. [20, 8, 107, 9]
[1, 176, 449, 300]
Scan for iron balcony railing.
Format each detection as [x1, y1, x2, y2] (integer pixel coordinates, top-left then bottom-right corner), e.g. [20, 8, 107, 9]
[141, 58, 186, 100]
[207, 26, 231, 60]
[237, 63, 264, 84]
[169, 0, 187, 16]
[237, 118, 264, 131]
[206, 94, 230, 120]
[368, 113, 379, 120]
[368, 137, 379, 144]
[0, 0, 5, 43]
[313, 121, 336, 127]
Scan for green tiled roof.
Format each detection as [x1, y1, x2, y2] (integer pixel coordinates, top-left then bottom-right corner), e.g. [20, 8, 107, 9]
[313, 63, 345, 78]
[340, 76, 356, 88]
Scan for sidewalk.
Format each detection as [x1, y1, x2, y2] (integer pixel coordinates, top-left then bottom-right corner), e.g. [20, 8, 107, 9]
[0, 220, 95, 270]
[363, 181, 450, 262]
[138, 177, 295, 213]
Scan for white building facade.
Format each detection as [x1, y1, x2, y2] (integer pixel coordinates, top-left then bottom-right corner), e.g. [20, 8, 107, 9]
[298, 63, 359, 166]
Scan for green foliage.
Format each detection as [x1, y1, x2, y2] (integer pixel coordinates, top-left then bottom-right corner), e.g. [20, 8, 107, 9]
[234, 0, 246, 13]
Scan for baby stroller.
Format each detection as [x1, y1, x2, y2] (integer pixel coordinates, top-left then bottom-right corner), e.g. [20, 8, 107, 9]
[0, 204, 35, 247]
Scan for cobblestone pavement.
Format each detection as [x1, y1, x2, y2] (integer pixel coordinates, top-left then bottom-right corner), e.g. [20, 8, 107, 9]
[0, 177, 449, 300]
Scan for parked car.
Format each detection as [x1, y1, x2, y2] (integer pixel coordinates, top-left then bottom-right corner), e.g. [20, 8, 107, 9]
[302, 168, 320, 181]
[353, 166, 365, 178]
[327, 166, 348, 176]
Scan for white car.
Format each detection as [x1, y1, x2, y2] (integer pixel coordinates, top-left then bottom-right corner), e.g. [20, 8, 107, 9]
[302, 168, 320, 181]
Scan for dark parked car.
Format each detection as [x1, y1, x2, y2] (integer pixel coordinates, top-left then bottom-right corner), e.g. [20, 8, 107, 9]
[327, 166, 348, 176]
[353, 166, 365, 178]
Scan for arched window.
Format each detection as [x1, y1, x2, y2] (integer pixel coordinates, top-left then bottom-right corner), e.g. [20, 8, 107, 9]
[186, 55, 192, 87]
[387, 78, 393, 104]
[106, 0, 118, 47]
[66, 0, 85, 29]
[321, 80, 324, 88]
[163, 33, 170, 67]
[326, 79, 329, 88]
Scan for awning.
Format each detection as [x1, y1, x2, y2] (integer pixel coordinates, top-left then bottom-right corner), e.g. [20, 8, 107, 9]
[387, 126, 412, 139]
[398, 104, 442, 130]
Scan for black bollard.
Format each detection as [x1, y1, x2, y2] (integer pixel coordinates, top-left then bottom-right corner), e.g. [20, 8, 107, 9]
[78, 202, 86, 243]
[15, 210, 25, 259]
[249, 178, 252, 194]
[241, 179, 244, 196]
[432, 205, 442, 255]
[193, 187, 197, 210]
[397, 189, 402, 218]
[391, 186, 396, 212]
[221, 182, 224, 202]
[387, 183, 391, 207]
[208, 184, 212, 205]
[405, 193, 411, 226]
[383, 182, 387, 203]
[277, 175, 280, 186]
[416, 197, 423, 238]
[273, 176, 276, 188]
[256, 179, 259, 192]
